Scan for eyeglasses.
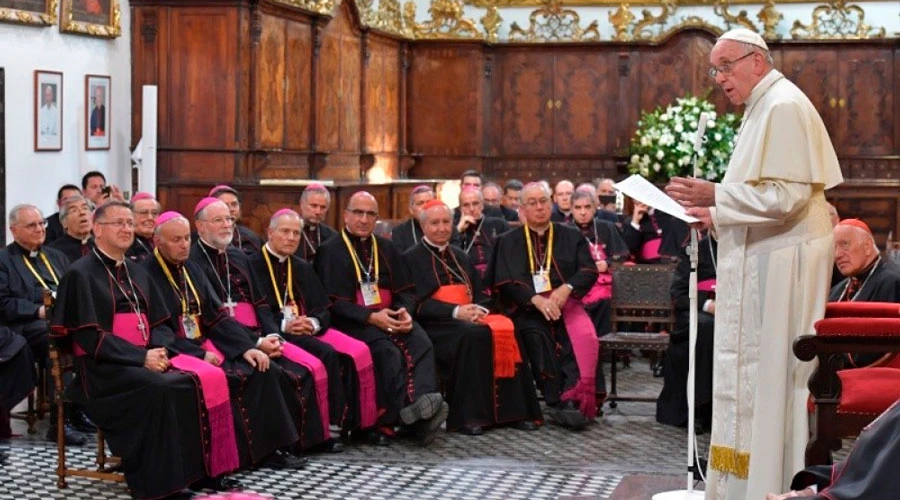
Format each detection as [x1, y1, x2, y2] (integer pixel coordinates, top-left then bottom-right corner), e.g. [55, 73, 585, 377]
[347, 209, 378, 219]
[134, 209, 161, 217]
[200, 216, 236, 226]
[523, 197, 551, 208]
[708, 52, 756, 78]
[96, 219, 135, 229]
[16, 221, 48, 231]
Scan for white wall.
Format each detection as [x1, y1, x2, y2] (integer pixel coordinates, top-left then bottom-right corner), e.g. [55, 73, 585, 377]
[1, 3, 132, 242]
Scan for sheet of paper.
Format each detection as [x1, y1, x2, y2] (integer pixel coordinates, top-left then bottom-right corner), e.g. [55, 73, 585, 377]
[613, 174, 699, 224]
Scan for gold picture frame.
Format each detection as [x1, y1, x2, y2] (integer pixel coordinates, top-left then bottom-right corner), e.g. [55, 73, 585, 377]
[59, 0, 120, 38]
[465, 0, 878, 6]
[0, 0, 58, 27]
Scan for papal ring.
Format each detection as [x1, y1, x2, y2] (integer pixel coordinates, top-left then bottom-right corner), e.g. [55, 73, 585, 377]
[387, 327, 394, 333]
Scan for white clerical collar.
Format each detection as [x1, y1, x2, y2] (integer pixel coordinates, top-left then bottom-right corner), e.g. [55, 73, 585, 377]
[200, 237, 227, 255]
[422, 236, 449, 252]
[265, 243, 288, 263]
[528, 224, 551, 236]
[96, 245, 125, 267]
[746, 69, 782, 108]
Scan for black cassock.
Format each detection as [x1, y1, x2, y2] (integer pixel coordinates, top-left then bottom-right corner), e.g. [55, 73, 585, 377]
[189, 239, 328, 448]
[621, 209, 689, 263]
[490, 223, 599, 407]
[44, 212, 65, 244]
[0, 326, 36, 412]
[656, 234, 717, 430]
[790, 398, 900, 499]
[404, 240, 541, 430]
[249, 246, 358, 431]
[0, 242, 70, 361]
[314, 230, 438, 426]
[126, 234, 154, 263]
[51, 250, 207, 500]
[829, 257, 900, 367]
[144, 255, 299, 466]
[47, 234, 94, 263]
[575, 218, 629, 338]
[390, 218, 461, 254]
[458, 215, 509, 293]
[294, 222, 338, 262]
[233, 224, 263, 256]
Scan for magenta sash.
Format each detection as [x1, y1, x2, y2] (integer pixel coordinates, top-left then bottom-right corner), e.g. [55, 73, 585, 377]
[640, 237, 662, 261]
[354, 288, 394, 311]
[231, 302, 259, 328]
[169, 353, 240, 477]
[112, 313, 151, 347]
[582, 243, 613, 305]
[698, 279, 716, 293]
[281, 343, 330, 437]
[318, 328, 378, 428]
[557, 299, 600, 419]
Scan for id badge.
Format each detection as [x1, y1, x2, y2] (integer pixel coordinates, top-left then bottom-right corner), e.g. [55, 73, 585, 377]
[182, 314, 201, 340]
[361, 282, 382, 307]
[532, 272, 551, 293]
[282, 302, 298, 322]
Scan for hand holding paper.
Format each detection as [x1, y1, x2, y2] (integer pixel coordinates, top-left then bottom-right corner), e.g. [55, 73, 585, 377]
[613, 174, 699, 224]
[666, 176, 716, 209]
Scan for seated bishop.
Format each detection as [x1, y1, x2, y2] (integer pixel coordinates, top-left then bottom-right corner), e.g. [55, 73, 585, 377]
[145, 211, 305, 472]
[51, 201, 235, 499]
[209, 185, 263, 256]
[314, 191, 448, 446]
[456, 187, 509, 292]
[830, 218, 900, 367]
[250, 208, 379, 446]
[47, 194, 94, 263]
[491, 182, 601, 430]
[391, 185, 460, 253]
[126, 191, 160, 263]
[404, 200, 542, 436]
[295, 183, 339, 261]
[188, 197, 332, 451]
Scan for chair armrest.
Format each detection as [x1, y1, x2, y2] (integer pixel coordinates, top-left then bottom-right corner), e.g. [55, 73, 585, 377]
[794, 335, 900, 402]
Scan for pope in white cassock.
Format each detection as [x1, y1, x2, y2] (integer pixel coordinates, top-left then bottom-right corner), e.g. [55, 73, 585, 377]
[666, 28, 844, 500]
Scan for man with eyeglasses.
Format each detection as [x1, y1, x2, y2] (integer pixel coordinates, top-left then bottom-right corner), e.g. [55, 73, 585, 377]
[126, 192, 160, 263]
[48, 195, 94, 263]
[0, 204, 88, 445]
[315, 191, 448, 447]
[296, 183, 339, 261]
[209, 185, 263, 256]
[491, 182, 600, 430]
[45, 184, 82, 244]
[665, 28, 844, 500]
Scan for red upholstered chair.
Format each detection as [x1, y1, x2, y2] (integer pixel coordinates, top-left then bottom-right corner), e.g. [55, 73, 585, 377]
[792, 302, 900, 466]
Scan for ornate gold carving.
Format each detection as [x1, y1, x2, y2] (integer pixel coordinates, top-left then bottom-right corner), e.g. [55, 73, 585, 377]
[481, 6, 502, 42]
[632, 0, 675, 41]
[609, 3, 635, 42]
[414, 0, 482, 39]
[713, 0, 757, 32]
[60, 0, 121, 38]
[360, 0, 416, 38]
[0, 0, 57, 27]
[790, 0, 886, 39]
[467, 0, 835, 5]
[507, 0, 600, 42]
[757, 0, 783, 40]
[271, 0, 336, 16]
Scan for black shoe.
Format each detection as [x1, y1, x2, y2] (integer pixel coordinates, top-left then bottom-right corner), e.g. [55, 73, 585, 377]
[458, 425, 484, 436]
[260, 451, 308, 470]
[324, 438, 344, 453]
[400, 393, 443, 426]
[46, 424, 87, 446]
[366, 429, 392, 446]
[417, 401, 449, 447]
[191, 476, 242, 491]
[512, 420, 539, 431]
[68, 408, 97, 433]
[547, 401, 589, 430]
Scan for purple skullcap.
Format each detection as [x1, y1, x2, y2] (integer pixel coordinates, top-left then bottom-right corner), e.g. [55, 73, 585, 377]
[155, 211, 184, 229]
[271, 208, 298, 220]
[208, 185, 238, 197]
[304, 183, 326, 191]
[194, 197, 222, 217]
[131, 191, 155, 202]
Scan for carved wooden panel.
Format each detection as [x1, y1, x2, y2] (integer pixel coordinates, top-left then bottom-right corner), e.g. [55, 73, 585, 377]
[131, 8, 164, 148]
[553, 52, 612, 155]
[485, 157, 618, 185]
[255, 13, 286, 149]
[316, 12, 344, 150]
[284, 20, 312, 150]
[166, 9, 241, 149]
[338, 13, 361, 153]
[636, 35, 703, 119]
[828, 183, 900, 248]
[407, 45, 485, 157]
[158, 151, 238, 184]
[779, 49, 840, 145]
[495, 51, 554, 155]
[837, 49, 894, 156]
[365, 36, 400, 156]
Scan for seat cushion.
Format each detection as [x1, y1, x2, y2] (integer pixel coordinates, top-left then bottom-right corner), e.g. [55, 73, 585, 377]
[814, 317, 900, 336]
[837, 367, 900, 415]
[825, 301, 900, 319]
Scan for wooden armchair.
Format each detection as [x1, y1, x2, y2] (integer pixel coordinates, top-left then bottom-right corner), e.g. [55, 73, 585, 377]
[792, 301, 900, 466]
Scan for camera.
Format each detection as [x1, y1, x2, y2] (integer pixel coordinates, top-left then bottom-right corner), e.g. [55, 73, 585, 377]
[101, 186, 112, 196]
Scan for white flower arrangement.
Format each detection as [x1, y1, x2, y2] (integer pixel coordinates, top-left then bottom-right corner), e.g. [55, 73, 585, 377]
[627, 96, 740, 182]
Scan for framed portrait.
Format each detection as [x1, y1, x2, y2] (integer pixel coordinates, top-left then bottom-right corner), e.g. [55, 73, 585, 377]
[60, 0, 121, 38]
[85, 75, 111, 150]
[34, 70, 63, 152]
[0, 0, 56, 27]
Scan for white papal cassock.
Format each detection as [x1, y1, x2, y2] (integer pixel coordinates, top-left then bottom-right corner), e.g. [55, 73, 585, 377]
[706, 69, 844, 500]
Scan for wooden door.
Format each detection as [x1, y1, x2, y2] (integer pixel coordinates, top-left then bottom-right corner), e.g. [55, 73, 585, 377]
[836, 48, 894, 156]
[496, 51, 554, 155]
[552, 51, 612, 155]
[779, 49, 840, 145]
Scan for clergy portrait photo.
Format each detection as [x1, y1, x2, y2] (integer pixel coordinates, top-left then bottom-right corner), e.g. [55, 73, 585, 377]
[85, 74, 110, 150]
[34, 70, 63, 152]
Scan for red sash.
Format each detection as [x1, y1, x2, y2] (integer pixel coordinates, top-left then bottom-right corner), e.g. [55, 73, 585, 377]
[640, 237, 662, 261]
[280, 343, 330, 437]
[232, 302, 259, 328]
[431, 284, 522, 379]
[354, 288, 393, 311]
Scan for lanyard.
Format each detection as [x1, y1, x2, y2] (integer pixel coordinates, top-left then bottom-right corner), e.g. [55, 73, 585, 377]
[153, 249, 201, 315]
[424, 243, 471, 290]
[22, 252, 60, 291]
[199, 242, 233, 301]
[341, 230, 379, 284]
[93, 249, 147, 341]
[302, 226, 321, 257]
[262, 246, 294, 309]
[463, 218, 485, 254]
[524, 223, 553, 275]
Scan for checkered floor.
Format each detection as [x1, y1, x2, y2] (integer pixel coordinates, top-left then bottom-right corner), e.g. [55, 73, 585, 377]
[1, 359, 713, 499]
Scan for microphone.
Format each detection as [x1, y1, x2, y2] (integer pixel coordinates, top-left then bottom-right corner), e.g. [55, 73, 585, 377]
[693, 112, 709, 153]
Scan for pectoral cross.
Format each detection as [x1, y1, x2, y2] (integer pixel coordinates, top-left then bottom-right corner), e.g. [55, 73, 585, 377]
[223, 297, 237, 317]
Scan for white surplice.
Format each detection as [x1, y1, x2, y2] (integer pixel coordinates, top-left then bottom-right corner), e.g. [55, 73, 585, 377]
[705, 69, 843, 500]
